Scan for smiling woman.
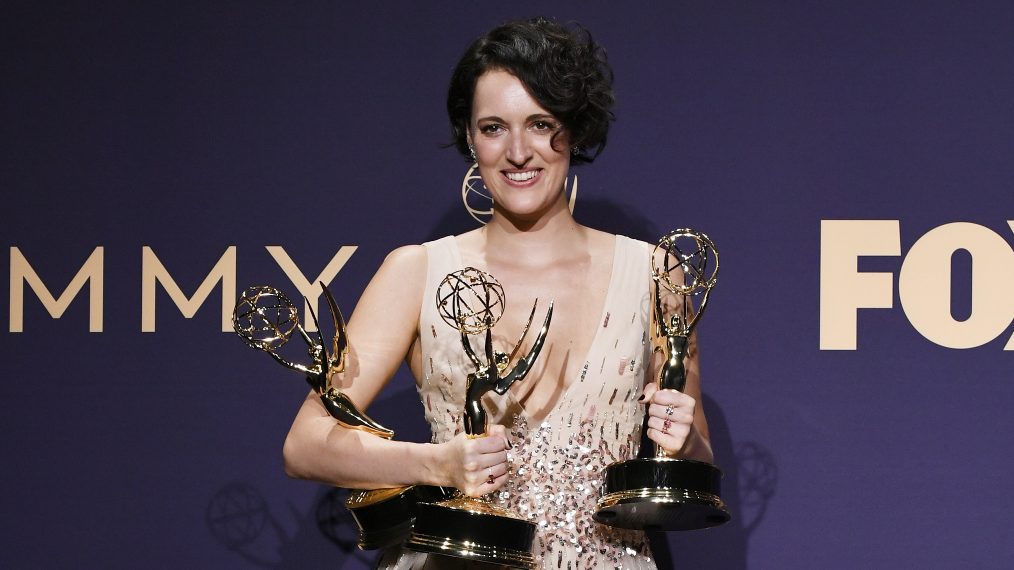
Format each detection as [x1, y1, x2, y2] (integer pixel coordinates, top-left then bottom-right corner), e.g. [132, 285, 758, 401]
[466, 69, 574, 224]
[281, 17, 715, 569]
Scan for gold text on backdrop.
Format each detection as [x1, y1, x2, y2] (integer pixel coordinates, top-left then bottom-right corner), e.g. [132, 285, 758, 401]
[8, 246, 357, 333]
[820, 220, 1014, 350]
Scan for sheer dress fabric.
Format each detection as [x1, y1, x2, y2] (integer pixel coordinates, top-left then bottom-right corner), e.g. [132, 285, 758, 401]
[377, 235, 657, 570]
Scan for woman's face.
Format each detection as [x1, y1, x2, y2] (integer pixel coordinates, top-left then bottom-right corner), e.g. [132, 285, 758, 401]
[467, 69, 571, 222]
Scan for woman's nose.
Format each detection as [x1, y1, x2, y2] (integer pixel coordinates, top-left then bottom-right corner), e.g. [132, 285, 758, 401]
[505, 132, 532, 167]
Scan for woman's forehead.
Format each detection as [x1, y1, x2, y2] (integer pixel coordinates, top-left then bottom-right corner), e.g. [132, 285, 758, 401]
[472, 69, 551, 119]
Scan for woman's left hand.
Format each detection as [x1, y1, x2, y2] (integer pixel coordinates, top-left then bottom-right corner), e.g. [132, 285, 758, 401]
[640, 382, 696, 456]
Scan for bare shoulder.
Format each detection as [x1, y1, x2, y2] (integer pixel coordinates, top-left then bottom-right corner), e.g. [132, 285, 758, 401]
[358, 244, 429, 306]
[578, 226, 620, 255]
[382, 243, 427, 269]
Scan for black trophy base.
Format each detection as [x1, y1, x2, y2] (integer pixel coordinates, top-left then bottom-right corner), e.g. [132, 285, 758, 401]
[405, 497, 536, 568]
[594, 458, 730, 531]
[347, 485, 455, 550]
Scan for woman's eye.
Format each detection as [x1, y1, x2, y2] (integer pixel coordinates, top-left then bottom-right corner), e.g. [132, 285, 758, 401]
[479, 124, 503, 134]
[532, 120, 558, 131]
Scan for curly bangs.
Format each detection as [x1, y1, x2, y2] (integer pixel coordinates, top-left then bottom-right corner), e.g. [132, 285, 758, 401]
[447, 17, 616, 165]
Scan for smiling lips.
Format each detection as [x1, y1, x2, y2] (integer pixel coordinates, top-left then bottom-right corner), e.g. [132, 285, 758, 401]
[504, 169, 541, 183]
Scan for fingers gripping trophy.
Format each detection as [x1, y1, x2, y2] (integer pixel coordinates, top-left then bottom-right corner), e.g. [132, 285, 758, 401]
[232, 283, 450, 550]
[405, 268, 553, 569]
[594, 229, 731, 531]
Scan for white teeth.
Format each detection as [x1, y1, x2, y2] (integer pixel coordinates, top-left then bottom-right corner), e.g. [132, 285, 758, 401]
[505, 170, 538, 182]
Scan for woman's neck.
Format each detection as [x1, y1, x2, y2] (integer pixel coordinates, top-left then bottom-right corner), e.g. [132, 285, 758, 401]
[482, 199, 586, 266]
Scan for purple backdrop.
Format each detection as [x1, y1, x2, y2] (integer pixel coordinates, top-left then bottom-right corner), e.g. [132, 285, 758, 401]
[3, 1, 1013, 568]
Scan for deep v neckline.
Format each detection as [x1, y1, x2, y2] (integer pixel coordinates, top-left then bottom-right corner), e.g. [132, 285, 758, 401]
[449, 235, 624, 425]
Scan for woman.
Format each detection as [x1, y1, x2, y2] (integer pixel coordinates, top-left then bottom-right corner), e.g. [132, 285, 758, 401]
[283, 17, 714, 568]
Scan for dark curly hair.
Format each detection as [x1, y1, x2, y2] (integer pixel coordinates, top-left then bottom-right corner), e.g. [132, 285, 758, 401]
[447, 17, 615, 165]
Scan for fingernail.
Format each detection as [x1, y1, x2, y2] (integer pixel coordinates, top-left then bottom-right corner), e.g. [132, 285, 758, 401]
[504, 437, 513, 450]
[636, 393, 646, 402]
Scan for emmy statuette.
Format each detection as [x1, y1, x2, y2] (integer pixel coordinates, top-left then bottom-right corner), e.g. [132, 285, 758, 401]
[233, 283, 452, 550]
[593, 229, 731, 531]
[404, 268, 553, 569]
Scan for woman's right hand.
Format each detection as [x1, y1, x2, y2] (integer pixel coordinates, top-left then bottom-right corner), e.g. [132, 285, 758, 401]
[439, 424, 511, 497]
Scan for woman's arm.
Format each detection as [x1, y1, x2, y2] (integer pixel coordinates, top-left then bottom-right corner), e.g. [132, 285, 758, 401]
[281, 245, 510, 495]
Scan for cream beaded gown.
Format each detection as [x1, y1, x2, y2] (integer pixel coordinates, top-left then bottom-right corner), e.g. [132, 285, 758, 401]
[377, 235, 658, 569]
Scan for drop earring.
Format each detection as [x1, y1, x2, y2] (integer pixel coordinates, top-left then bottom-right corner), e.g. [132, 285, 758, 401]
[460, 163, 579, 225]
[461, 163, 493, 225]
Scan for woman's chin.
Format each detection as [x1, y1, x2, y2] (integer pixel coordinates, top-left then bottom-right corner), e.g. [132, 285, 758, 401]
[493, 203, 563, 227]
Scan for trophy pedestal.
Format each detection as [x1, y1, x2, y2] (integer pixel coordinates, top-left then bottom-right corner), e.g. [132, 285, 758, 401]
[347, 485, 455, 550]
[594, 458, 730, 530]
[405, 497, 536, 568]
